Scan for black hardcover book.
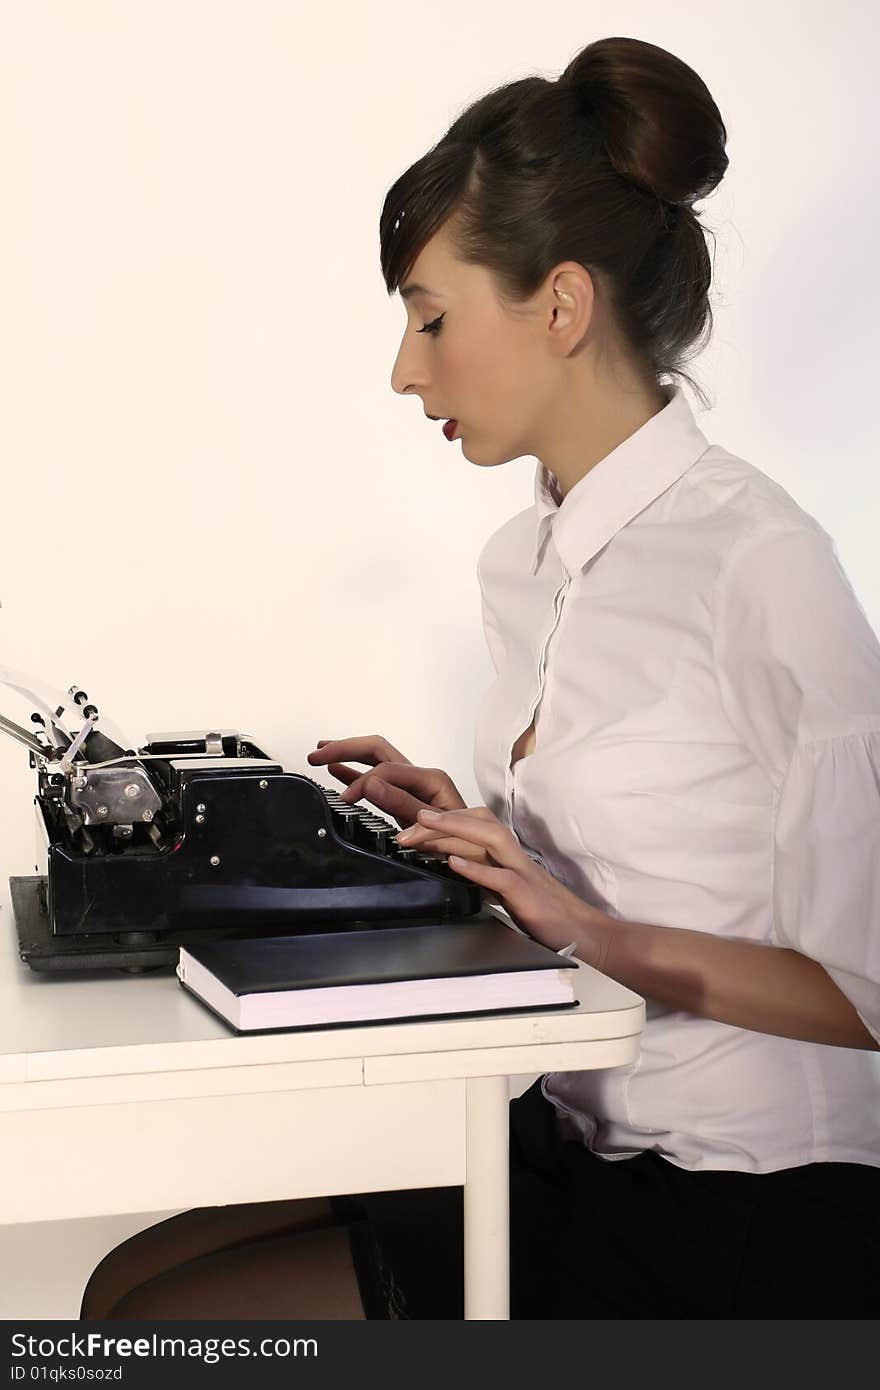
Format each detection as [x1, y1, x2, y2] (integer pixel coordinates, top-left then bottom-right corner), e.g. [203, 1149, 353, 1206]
[176, 918, 579, 1033]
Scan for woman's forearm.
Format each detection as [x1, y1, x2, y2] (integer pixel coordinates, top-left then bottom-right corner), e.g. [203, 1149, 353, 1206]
[585, 913, 879, 1051]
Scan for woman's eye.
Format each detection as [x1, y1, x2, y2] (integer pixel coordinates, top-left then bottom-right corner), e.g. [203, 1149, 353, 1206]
[417, 314, 445, 336]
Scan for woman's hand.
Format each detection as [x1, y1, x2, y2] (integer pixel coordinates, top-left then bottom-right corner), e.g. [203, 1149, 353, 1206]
[305, 734, 466, 832]
[399, 805, 610, 962]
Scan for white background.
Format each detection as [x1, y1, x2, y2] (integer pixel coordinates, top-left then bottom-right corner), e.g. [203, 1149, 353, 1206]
[1, 0, 878, 877]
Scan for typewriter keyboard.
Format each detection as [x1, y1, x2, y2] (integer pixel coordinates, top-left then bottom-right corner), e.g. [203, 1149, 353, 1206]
[306, 777, 454, 875]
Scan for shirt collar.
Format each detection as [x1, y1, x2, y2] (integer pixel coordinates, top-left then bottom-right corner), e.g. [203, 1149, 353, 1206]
[531, 385, 710, 576]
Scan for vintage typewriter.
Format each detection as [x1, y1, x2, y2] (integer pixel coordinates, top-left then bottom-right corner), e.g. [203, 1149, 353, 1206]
[1, 669, 485, 972]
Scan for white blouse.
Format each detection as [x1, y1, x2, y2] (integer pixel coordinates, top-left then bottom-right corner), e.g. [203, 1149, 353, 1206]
[473, 385, 880, 1173]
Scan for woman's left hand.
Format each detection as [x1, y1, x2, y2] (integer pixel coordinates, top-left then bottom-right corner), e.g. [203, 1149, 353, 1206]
[397, 805, 609, 964]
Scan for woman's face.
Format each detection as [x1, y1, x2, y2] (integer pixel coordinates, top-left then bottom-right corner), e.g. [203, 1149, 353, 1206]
[390, 222, 575, 469]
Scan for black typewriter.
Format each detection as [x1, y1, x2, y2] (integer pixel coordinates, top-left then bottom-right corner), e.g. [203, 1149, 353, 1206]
[2, 670, 485, 972]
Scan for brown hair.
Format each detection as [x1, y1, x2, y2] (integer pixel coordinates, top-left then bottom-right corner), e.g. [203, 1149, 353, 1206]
[379, 36, 729, 407]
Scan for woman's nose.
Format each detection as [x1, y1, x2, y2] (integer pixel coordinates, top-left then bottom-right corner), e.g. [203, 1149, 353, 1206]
[390, 341, 429, 398]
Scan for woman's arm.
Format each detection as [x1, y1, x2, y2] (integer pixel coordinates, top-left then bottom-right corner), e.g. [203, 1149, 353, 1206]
[588, 912, 879, 1051]
[412, 807, 880, 1051]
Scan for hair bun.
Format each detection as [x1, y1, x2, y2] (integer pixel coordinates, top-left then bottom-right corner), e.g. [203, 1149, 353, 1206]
[559, 36, 728, 208]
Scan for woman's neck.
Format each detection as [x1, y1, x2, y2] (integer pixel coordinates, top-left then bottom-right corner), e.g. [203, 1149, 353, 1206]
[537, 374, 670, 500]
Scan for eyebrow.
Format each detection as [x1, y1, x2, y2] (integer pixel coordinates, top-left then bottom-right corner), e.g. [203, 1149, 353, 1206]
[399, 282, 443, 302]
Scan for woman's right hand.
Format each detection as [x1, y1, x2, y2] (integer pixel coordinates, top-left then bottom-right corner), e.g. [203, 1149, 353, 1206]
[305, 734, 466, 831]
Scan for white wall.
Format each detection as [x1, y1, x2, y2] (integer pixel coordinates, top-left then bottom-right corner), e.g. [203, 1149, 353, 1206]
[1, 0, 877, 877]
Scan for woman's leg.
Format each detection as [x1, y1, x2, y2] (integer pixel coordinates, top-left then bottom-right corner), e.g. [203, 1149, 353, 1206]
[102, 1221, 367, 1320]
[79, 1197, 345, 1319]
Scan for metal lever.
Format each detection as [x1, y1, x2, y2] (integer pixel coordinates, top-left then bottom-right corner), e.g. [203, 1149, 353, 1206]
[59, 713, 100, 772]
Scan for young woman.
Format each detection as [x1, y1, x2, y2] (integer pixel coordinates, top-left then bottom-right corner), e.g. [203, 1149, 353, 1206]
[80, 35, 880, 1320]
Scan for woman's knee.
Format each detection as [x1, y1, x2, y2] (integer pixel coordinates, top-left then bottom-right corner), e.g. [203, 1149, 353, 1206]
[79, 1197, 339, 1319]
[103, 1224, 366, 1321]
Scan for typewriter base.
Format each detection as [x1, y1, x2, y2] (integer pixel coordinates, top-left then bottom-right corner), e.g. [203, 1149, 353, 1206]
[10, 875, 501, 975]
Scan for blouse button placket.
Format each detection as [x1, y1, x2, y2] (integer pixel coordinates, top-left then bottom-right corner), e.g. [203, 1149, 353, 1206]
[507, 569, 571, 827]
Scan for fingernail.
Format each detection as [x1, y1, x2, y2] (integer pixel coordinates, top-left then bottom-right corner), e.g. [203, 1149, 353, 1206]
[419, 808, 441, 822]
[396, 828, 416, 844]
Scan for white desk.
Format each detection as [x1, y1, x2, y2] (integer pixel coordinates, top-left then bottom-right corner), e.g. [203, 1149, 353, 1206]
[0, 888, 643, 1319]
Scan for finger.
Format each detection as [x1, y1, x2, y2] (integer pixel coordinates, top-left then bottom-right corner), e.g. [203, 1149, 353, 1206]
[323, 762, 361, 788]
[340, 763, 456, 824]
[447, 856, 513, 892]
[352, 776, 428, 828]
[396, 831, 490, 863]
[394, 824, 448, 848]
[416, 809, 521, 865]
[394, 817, 483, 850]
[307, 736, 411, 768]
[319, 761, 402, 796]
[314, 761, 426, 821]
[340, 762, 444, 801]
[309, 738, 391, 764]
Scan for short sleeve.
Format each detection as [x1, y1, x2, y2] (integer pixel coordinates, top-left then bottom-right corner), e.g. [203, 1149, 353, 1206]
[714, 521, 880, 1044]
[772, 734, 880, 1044]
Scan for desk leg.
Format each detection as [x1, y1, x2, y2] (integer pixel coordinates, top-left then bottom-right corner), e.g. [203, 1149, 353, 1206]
[463, 1075, 509, 1320]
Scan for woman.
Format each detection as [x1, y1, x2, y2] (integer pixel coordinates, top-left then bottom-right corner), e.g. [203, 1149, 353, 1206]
[80, 34, 880, 1320]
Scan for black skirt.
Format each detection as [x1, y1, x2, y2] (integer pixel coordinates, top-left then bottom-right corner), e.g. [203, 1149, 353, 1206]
[333, 1078, 880, 1318]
